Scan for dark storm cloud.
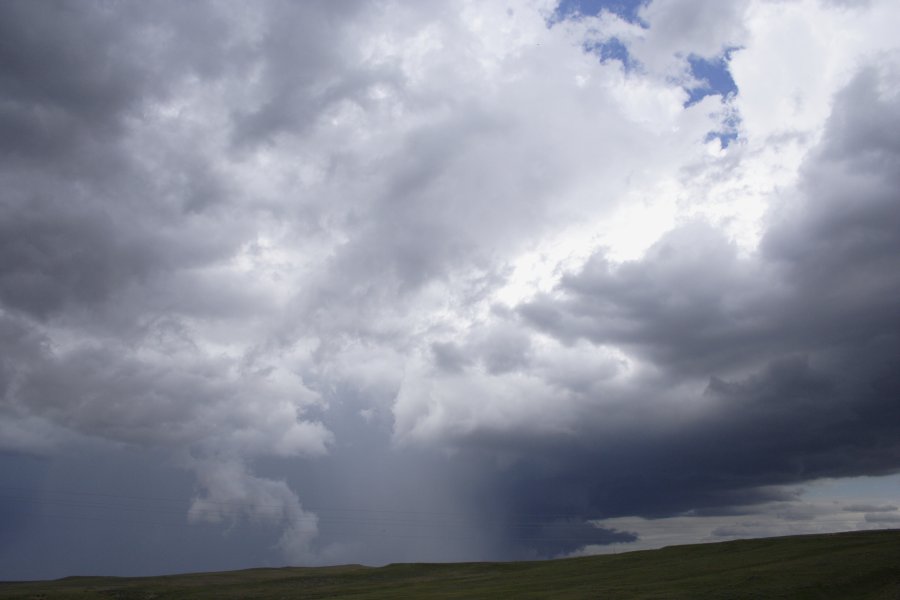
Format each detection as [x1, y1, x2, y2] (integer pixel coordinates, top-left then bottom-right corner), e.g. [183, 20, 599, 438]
[844, 504, 897, 512]
[0, 1, 244, 165]
[0, 314, 46, 392]
[474, 320, 534, 375]
[3, 0, 899, 578]
[524, 67, 900, 379]
[431, 341, 473, 374]
[0, 1, 344, 572]
[521, 520, 637, 557]
[500, 63, 900, 523]
[0, 1, 140, 161]
[229, 0, 378, 147]
[0, 1, 251, 324]
[0, 0, 352, 322]
[520, 221, 771, 376]
[0, 0, 507, 576]
[864, 513, 900, 523]
[0, 194, 156, 319]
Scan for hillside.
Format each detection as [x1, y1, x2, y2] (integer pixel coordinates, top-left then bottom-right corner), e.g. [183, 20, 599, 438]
[2, 529, 899, 599]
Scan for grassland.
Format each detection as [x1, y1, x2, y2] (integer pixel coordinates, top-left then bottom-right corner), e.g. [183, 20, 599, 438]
[2, 529, 899, 599]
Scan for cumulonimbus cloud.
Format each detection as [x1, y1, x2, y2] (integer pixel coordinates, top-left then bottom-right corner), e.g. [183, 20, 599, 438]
[1, 0, 899, 572]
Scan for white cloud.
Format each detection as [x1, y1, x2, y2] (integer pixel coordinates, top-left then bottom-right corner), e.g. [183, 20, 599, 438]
[187, 458, 320, 562]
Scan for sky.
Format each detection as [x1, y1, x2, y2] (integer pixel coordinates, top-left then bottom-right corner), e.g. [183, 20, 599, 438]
[1, 0, 900, 580]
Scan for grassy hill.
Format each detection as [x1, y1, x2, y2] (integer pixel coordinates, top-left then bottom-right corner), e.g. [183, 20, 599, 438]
[3, 529, 900, 599]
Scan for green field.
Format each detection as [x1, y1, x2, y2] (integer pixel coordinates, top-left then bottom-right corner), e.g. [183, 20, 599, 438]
[3, 529, 900, 599]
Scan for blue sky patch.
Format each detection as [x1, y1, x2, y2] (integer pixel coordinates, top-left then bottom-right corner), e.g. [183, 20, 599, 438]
[584, 37, 638, 70]
[554, 0, 649, 25]
[684, 50, 739, 107]
[705, 129, 739, 149]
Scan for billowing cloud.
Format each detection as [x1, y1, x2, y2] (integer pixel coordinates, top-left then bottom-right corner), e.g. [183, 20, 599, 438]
[1, 0, 899, 579]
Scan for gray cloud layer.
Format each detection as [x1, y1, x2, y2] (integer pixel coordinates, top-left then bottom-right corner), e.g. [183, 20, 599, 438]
[511, 63, 900, 515]
[1, 0, 899, 579]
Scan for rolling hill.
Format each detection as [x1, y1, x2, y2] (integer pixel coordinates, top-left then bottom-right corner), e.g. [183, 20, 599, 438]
[2, 529, 899, 599]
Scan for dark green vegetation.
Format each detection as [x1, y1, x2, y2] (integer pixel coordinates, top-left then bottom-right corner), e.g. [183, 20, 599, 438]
[3, 529, 900, 599]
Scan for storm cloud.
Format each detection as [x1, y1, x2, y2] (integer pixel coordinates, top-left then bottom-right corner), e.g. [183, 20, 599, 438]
[1, 0, 900, 579]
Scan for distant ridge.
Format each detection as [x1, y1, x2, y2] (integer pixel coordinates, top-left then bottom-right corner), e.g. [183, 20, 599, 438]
[3, 529, 900, 599]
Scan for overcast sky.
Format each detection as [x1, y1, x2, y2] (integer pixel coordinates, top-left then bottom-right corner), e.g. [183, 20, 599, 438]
[2, 0, 900, 580]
